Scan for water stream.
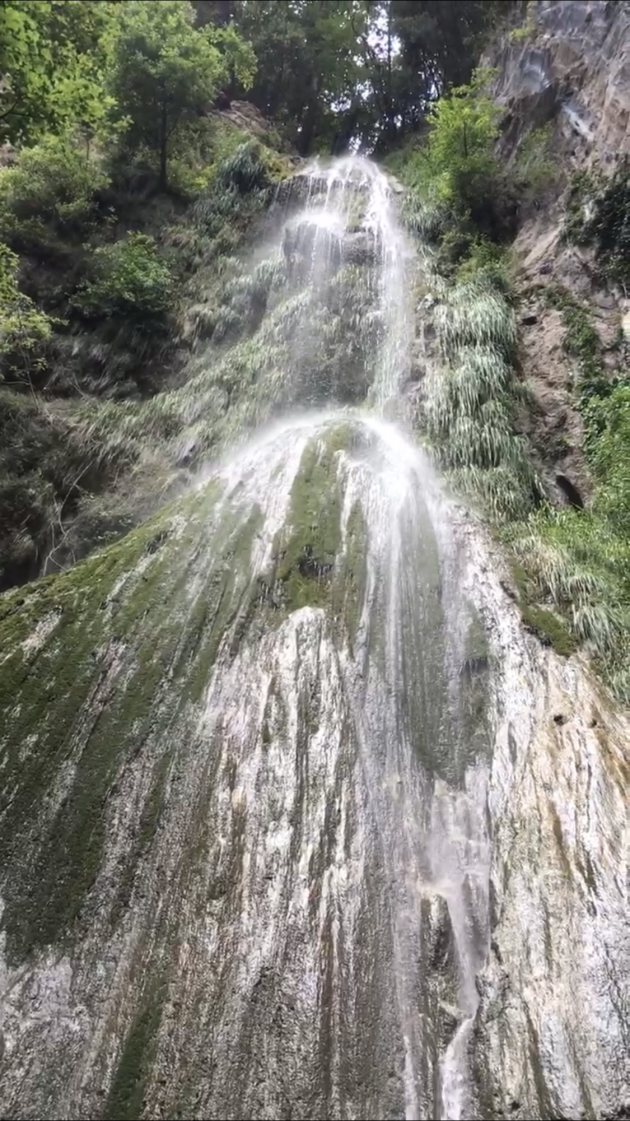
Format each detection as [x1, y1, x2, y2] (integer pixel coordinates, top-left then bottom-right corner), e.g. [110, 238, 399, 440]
[193, 156, 493, 1120]
[2, 156, 627, 1121]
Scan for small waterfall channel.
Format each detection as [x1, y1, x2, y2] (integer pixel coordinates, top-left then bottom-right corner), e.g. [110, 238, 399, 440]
[1, 158, 628, 1121]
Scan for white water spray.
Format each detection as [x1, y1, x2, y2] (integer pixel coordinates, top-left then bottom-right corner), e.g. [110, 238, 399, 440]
[0, 157, 491, 1121]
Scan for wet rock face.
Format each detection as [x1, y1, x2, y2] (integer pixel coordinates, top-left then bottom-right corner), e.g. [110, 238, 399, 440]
[492, 0, 630, 162]
[0, 414, 488, 1121]
[1, 153, 629, 1121]
[460, 519, 630, 1121]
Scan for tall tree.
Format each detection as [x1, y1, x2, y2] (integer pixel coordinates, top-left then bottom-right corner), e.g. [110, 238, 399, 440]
[227, 0, 499, 152]
[193, 1, 235, 27]
[231, 1, 368, 154]
[109, 0, 255, 188]
[0, 0, 120, 143]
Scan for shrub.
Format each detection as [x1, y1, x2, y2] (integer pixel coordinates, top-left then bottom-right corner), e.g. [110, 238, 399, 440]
[514, 124, 563, 201]
[0, 390, 125, 589]
[0, 243, 56, 376]
[215, 142, 273, 195]
[0, 135, 109, 240]
[564, 160, 630, 286]
[508, 506, 629, 698]
[586, 384, 630, 537]
[73, 234, 174, 320]
[583, 159, 630, 287]
[423, 69, 501, 203]
[387, 69, 517, 262]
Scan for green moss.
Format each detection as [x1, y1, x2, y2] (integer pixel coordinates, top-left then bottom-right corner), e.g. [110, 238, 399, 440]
[507, 558, 577, 657]
[0, 476, 281, 962]
[103, 981, 166, 1121]
[335, 500, 369, 648]
[272, 433, 345, 610]
[111, 750, 173, 926]
[521, 604, 577, 657]
[0, 519, 176, 958]
[182, 505, 266, 703]
[464, 607, 490, 670]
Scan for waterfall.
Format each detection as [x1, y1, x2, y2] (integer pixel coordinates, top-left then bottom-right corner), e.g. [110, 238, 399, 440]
[1, 156, 628, 1121]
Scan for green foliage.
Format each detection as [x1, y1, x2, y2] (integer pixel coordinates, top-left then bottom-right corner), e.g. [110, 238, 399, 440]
[386, 70, 516, 269]
[453, 236, 510, 286]
[386, 69, 504, 219]
[514, 124, 563, 201]
[73, 234, 174, 320]
[109, 0, 255, 188]
[401, 106, 627, 690]
[507, 1, 536, 43]
[214, 140, 273, 194]
[503, 306, 630, 699]
[586, 385, 630, 537]
[508, 507, 629, 698]
[421, 269, 538, 522]
[0, 244, 56, 373]
[0, 135, 109, 243]
[0, 1, 119, 144]
[422, 69, 502, 209]
[231, 0, 368, 154]
[224, 0, 495, 152]
[0, 389, 126, 588]
[583, 161, 630, 288]
[564, 160, 630, 287]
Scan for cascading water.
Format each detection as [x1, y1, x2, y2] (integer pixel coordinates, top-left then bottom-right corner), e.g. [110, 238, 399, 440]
[1, 157, 628, 1121]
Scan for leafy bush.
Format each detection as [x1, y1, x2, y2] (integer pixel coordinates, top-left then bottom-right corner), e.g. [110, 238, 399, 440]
[388, 68, 517, 270]
[422, 70, 502, 207]
[514, 124, 563, 201]
[564, 160, 630, 286]
[583, 160, 630, 287]
[215, 142, 274, 195]
[508, 506, 629, 699]
[0, 243, 56, 375]
[73, 234, 173, 320]
[586, 384, 630, 537]
[0, 135, 109, 240]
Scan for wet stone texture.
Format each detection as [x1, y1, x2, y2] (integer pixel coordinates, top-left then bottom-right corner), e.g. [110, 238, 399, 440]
[0, 157, 628, 1121]
[458, 514, 630, 1121]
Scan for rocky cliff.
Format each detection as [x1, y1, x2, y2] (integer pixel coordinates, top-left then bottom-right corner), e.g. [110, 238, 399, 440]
[489, 0, 629, 508]
[469, 7, 630, 1115]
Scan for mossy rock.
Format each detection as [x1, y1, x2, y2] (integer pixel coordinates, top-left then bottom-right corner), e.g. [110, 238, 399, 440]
[508, 558, 577, 658]
[521, 603, 578, 657]
[269, 428, 348, 610]
[0, 476, 273, 963]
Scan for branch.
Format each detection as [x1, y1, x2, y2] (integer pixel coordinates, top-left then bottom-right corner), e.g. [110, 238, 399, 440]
[0, 95, 21, 121]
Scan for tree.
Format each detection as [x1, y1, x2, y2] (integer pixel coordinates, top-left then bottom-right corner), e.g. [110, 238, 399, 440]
[231, 1, 367, 155]
[0, 1, 119, 144]
[421, 70, 501, 206]
[227, 0, 498, 153]
[193, 1, 235, 27]
[0, 243, 55, 376]
[109, 0, 255, 189]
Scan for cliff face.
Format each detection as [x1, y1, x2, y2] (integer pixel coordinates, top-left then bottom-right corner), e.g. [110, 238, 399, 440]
[494, 0, 630, 162]
[0, 9, 628, 1121]
[469, 7, 630, 1117]
[485, 0, 629, 509]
